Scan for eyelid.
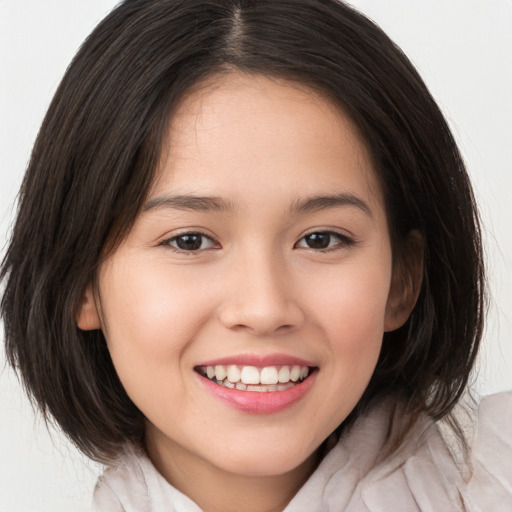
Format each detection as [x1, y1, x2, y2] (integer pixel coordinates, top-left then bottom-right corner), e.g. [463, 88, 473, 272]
[294, 229, 357, 251]
[300, 227, 355, 238]
[158, 229, 220, 253]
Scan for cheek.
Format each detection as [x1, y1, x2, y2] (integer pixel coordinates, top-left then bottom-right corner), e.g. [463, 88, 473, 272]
[97, 262, 222, 421]
[307, 257, 392, 336]
[97, 260, 219, 419]
[302, 257, 391, 397]
[100, 261, 216, 358]
[306, 270, 389, 432]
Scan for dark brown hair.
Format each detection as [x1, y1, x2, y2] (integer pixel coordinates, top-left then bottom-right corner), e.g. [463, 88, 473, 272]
[1, 0, 485, 462]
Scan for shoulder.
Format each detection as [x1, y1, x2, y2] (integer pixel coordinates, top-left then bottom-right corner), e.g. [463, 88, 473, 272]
[360, 391, 512, 511]
[92, 445, 202, 512]
[464, 391, 512, 510]
[93, 446, 150, 512]
[289, 392, 512, 512]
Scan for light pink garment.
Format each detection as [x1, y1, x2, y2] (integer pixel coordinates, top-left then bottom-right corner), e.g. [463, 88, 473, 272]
[93, 392, 512, 512]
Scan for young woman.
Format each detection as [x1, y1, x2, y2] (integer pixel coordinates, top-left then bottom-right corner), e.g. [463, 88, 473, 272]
[2, 1, 511, 510]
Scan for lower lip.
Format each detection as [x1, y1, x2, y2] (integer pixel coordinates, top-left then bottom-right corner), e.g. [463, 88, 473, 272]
[196, 371, 317, 414]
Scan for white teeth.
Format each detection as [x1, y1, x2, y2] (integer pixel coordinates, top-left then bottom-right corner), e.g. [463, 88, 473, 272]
[214, 379, 297, 392]
[278, 366, 290, 383]
[201, 363, 312, 391]
[247, 384, 275, 392]
[290, 365, 301, 382]
[227, 365, 241, 383]
[215, 365, 227, 381]
[260, 366, 279, 385]
[241, 366, 260, 385]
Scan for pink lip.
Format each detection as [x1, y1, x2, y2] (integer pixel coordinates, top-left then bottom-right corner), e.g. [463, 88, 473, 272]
[196, 370, 317, 414]
[197, 353, 315, 367]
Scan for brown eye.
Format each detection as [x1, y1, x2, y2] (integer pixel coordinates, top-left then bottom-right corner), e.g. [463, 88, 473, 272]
[303, 232, 331, 249]
[295, 231, 354, 251]
[166, 233, 216, 252]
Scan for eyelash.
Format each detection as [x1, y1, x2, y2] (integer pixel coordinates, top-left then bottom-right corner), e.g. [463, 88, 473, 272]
[294, 230, 356, 252]
[160, 230, 356, 254]
[160, 231, 219, 254]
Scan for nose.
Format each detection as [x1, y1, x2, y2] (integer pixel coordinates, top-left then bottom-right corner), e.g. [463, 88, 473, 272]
[218, 252, 305, 336]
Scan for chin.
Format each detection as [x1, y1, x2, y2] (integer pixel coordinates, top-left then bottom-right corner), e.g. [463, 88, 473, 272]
[212, 439, 319, 478]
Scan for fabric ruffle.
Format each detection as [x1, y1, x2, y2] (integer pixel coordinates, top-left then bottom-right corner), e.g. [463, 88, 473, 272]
[93, 392, 512, 512]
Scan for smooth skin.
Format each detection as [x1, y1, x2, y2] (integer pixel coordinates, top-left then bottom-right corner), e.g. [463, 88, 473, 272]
[78, 73, 421, 512]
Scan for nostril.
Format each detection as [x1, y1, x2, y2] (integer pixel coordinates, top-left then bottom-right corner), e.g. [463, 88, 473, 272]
[217, 301, 305, 335]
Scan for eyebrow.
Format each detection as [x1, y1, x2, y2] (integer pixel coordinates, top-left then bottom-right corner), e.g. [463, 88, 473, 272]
[291, 193, 372, 217]
[143, 192, 372, 217]
[143, 195, 233, 212]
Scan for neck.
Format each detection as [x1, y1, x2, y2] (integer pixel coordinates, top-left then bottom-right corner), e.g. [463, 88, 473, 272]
[144, 427, 320, 512]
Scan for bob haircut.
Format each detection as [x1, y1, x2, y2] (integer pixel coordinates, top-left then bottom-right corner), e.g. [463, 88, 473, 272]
[1, 0, 484, 463]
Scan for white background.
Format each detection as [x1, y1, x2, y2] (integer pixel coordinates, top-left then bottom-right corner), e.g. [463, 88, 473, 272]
[1, 1, 511, 510]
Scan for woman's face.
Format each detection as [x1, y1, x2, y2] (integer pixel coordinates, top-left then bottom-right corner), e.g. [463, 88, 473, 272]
[80, 73, 408, 480]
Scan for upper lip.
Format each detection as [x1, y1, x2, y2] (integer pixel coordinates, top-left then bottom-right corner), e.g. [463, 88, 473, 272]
[196, 353, 316, 368]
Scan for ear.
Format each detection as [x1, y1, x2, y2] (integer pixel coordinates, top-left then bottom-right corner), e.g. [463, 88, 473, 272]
[76, 283, 102, 331]
[384, 230, 424, 332]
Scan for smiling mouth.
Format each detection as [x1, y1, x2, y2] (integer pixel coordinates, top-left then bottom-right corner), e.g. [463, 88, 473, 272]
[195, 364, 314, 392]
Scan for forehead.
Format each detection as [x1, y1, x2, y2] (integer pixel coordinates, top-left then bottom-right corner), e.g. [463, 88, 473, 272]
[150, 73, 384, 212]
